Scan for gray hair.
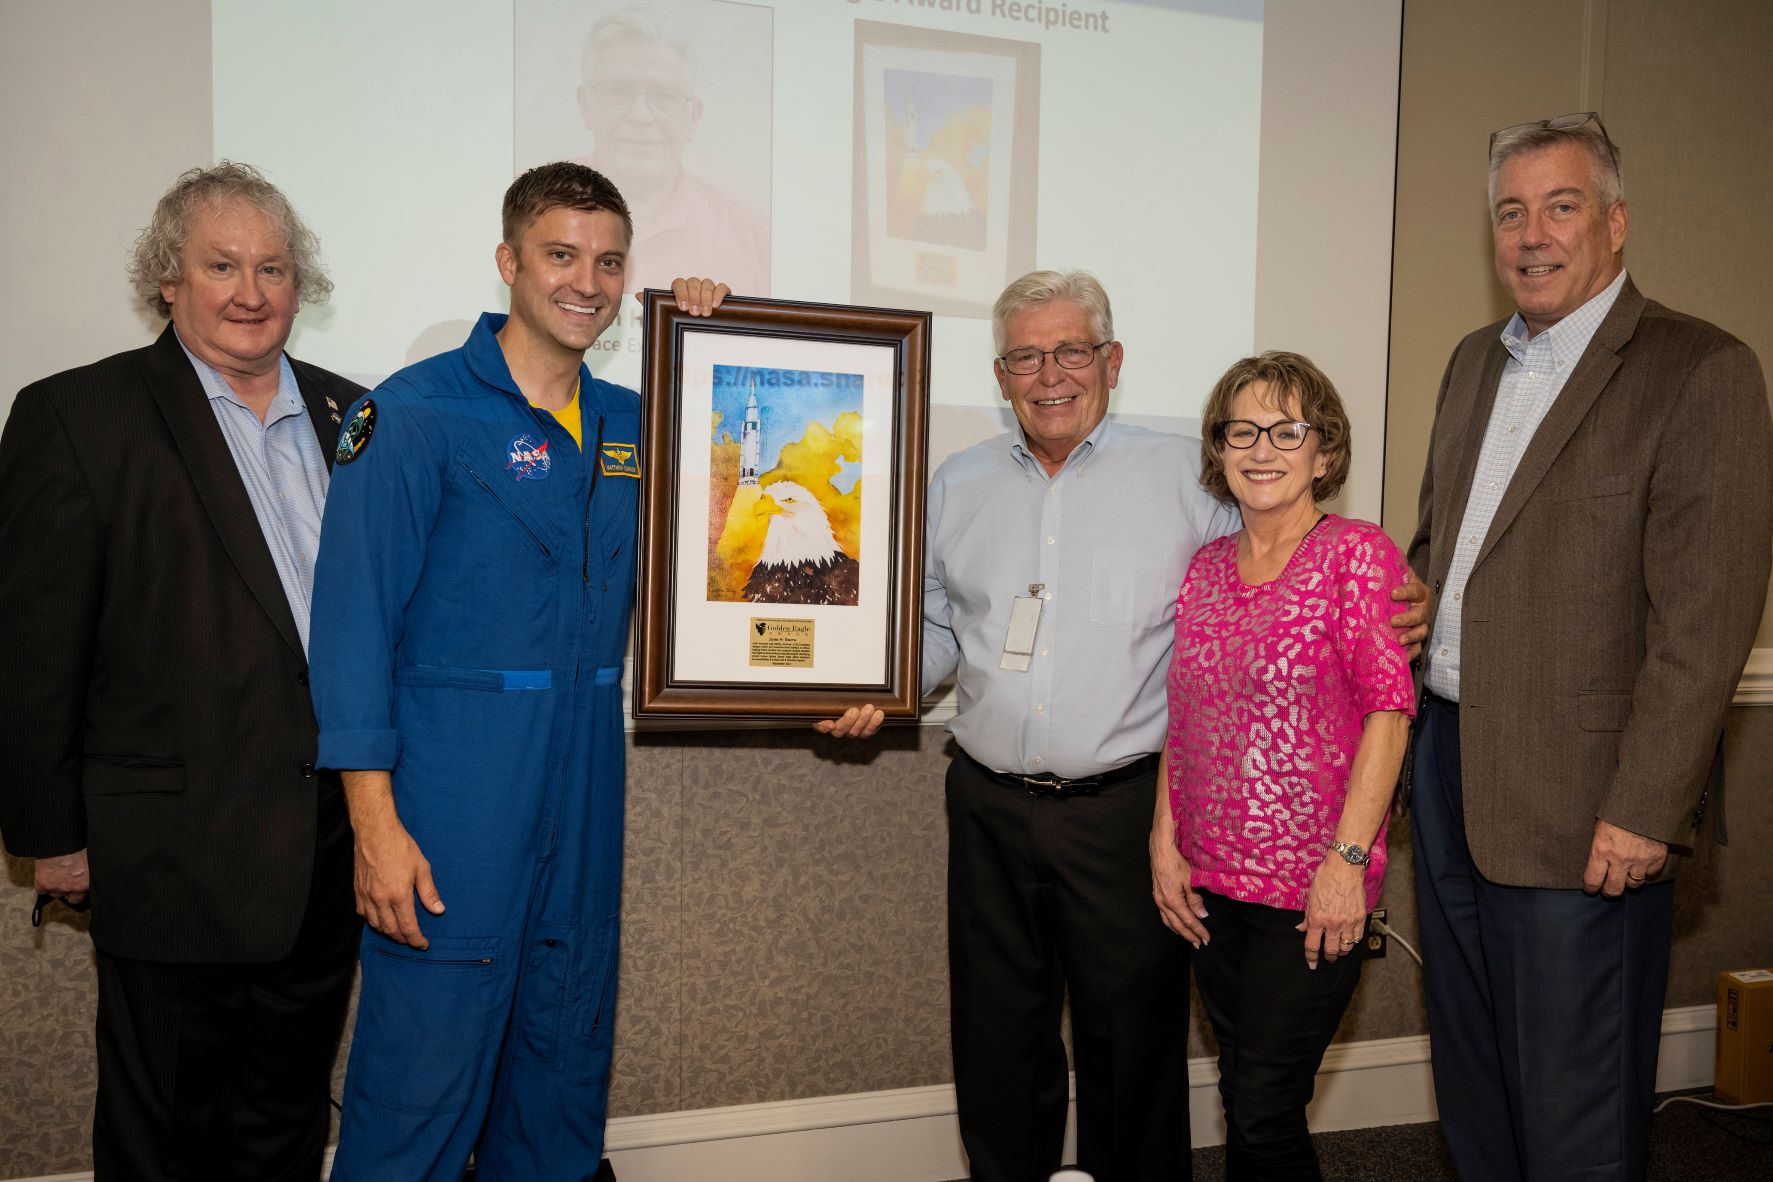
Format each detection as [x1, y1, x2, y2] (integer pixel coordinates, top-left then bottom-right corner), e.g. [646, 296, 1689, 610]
[1487, 120, 1624, 213]
[127, 161, 333, 319]
[991, 270, 1115, 356]
[581, 4, 698, 86]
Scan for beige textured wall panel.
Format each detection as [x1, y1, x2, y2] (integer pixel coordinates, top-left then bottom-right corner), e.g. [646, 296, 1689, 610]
[1381, 0, 1592, 547]
[1667, 707, 1773, 1003]
[608, 739, 689, 1117]
[670, 728, 951, 1111]
[1601, 0, 1773, 647]
[0, 0, 210, 418]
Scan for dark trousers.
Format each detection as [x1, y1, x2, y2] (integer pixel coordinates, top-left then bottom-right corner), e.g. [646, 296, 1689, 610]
[1191, 891, 1362, 1182]
[946, 753, 1193, 1182]
[93, 789, 359, 1182]
[1411, 695, 1673, 1182]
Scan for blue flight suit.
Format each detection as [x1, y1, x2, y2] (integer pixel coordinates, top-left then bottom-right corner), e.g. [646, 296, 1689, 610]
[309, 313, 640, 1181]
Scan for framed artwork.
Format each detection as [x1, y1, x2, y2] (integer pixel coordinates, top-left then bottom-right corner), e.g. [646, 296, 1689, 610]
[633, 292, 931, 722]
[851, 20, 1041, 320]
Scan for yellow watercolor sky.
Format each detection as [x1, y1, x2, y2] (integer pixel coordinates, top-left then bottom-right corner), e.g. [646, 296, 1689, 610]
[707, 410, 864, 601]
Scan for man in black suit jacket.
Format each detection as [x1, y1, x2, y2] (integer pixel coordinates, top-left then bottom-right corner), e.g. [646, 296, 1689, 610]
[0, 163, 363, 1180]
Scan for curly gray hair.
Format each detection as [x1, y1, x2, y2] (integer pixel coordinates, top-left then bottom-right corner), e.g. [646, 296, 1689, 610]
[127, 161, 333, 318]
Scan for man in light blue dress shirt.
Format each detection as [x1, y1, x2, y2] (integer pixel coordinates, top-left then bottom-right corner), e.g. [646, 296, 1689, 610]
[827, 270, 1428, 1181]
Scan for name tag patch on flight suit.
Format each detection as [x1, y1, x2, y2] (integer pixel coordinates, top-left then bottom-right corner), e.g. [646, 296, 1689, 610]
[334, 400, 377, 465]
[599, 442, 641, 478]
[506, 433, 552, 481]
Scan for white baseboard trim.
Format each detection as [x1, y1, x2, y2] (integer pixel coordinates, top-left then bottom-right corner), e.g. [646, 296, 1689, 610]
[2, 1005, 1718, 1182]
[606, 1004, 1717, 1182]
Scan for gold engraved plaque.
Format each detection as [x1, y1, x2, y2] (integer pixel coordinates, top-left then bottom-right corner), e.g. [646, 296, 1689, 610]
[748, 618, 815, 668]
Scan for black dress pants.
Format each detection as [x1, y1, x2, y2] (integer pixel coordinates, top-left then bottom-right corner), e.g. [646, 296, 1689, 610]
[1190, 891, 1363, 1182]
[92, 788, 359, 1182]
[946, 752, 1193, 1182]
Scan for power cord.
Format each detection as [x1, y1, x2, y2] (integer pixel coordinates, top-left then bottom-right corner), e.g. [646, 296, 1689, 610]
[1369, 915, 1423, 967]
[1653, 1094, 1773, 1116]
[1652, 1093, 1773, 1147]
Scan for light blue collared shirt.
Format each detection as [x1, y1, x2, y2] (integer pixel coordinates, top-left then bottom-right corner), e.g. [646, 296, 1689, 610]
[1424, 269, 1629, 700]
[923, 416, 1239, 779]
[178, 336, 330, 653]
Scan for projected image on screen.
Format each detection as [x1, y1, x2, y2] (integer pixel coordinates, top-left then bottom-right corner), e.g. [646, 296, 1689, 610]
[706, 364, 864, 607]
[855, 21, 1039, 320]
[515, 0, 773, 296]
[884, 70, 991, 252]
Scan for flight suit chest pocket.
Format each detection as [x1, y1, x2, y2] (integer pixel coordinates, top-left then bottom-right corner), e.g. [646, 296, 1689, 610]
[456, 454, 563, 565]
[594, 474, 637, 563]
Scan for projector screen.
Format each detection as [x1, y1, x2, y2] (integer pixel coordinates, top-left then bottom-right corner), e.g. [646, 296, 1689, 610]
[211, 0, 1401, 515]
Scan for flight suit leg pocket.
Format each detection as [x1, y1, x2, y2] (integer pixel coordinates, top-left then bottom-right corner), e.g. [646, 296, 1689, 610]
[574, 916, 621, 1084]
[351, 933, 503, 1112]
[510, 922, 575, 1067]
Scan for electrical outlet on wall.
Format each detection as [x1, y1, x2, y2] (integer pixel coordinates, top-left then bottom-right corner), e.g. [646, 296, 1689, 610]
[1365, 908, 1388, 958]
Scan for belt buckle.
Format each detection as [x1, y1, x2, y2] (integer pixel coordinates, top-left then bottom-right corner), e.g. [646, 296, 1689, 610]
[1019, 774, 1065, 799]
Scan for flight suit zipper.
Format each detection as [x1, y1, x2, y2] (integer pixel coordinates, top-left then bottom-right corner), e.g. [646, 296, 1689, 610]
[584, 414, 604, 586]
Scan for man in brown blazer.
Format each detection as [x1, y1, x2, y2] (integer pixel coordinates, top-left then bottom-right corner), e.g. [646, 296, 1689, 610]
[0, 164, 362, 1179]
[1407, 113, 1773, 1181]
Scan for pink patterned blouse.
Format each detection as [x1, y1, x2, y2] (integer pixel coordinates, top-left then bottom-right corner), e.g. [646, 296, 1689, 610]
[1165, 515, 1416, 912]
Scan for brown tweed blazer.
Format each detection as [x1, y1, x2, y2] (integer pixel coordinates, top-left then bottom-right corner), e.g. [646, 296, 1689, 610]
[1407, 278, 1772, 889]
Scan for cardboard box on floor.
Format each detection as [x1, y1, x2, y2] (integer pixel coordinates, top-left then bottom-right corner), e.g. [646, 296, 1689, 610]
[1716, 968, 1773, 1105]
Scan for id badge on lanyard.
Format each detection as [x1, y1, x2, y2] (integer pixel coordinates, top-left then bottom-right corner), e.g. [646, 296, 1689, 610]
[1000, 583, 1044, 672]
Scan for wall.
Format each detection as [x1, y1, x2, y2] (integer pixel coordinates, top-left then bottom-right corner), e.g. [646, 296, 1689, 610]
[3, 0, 1771, 1176]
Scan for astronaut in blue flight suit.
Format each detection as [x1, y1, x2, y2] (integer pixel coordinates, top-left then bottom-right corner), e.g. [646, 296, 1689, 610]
[308, 163, 726, 1180]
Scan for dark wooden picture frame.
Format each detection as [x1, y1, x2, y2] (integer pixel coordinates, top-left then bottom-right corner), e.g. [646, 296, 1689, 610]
[634, 292, 930, 722]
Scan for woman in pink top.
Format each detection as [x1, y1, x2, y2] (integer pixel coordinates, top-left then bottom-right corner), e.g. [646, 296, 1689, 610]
[1152, 352, 1416, 1181]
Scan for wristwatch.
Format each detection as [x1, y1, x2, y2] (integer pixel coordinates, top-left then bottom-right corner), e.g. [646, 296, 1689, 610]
[1330, 840, 1370, 866]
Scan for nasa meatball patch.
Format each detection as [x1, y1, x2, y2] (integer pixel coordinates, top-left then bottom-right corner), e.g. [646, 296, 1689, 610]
[334, 400, 377, 465]
[506, 432, 553, 481]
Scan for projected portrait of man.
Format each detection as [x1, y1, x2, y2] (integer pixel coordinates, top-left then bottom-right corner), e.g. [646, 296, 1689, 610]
[573, 2, 771, 294]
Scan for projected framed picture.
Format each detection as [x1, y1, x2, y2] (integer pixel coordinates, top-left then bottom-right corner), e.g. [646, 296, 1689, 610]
[852, 21, 1040, 319]
[513, 0, 775, 297]
[634, 291, 931, 722]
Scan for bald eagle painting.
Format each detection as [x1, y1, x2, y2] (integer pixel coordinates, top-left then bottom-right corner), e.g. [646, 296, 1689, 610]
[741, 481, 860, 606]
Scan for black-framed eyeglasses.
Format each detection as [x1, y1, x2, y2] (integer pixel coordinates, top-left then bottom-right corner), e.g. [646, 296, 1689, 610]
[1215, 420, 1315, 451]
[1489, 111, 1620, 174]
[588, 81, 695, 117]
[997, 340, 1112, 376]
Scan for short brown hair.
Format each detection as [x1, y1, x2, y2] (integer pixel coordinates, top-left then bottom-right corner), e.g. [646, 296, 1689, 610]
[501, 161, 633, 246]
[1198, 351, 1352, 505]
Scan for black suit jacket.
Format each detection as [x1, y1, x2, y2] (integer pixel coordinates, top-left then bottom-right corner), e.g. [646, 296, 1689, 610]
[0, 325, 364, 962]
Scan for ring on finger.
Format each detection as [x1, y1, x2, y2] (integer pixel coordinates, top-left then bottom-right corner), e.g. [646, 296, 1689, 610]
[1626, 871, 1646, 883]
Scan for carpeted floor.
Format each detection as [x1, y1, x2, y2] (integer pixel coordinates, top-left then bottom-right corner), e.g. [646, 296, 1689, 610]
[1178, 1090, 1773, 1181]
[468, 1091, 1772, 1181]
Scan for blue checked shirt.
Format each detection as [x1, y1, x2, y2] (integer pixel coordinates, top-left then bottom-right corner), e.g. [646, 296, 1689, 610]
[1424, 269, 1628, 701]
[178, 337, 330, 654]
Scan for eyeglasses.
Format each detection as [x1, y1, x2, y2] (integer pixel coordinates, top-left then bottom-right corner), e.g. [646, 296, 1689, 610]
[1216, 420, 1315, 450]
[1489, 111, 1620, 173]
[588, 82, 694, 117]
[997, 341, 1112, 376]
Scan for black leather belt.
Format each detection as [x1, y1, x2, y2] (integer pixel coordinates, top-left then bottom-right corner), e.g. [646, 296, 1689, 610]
[966, 751, 1160, 799]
